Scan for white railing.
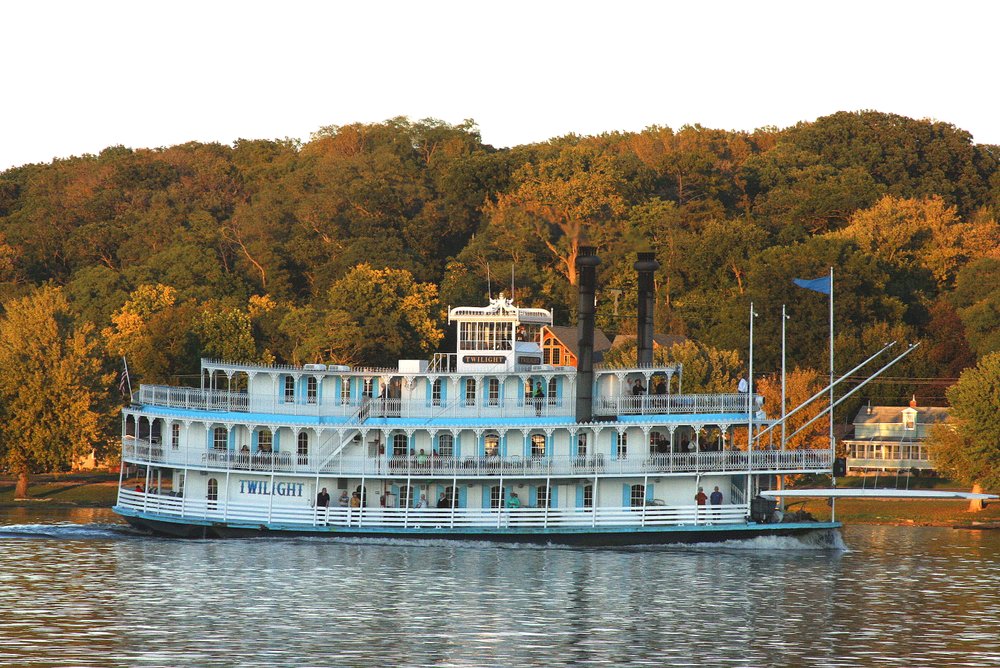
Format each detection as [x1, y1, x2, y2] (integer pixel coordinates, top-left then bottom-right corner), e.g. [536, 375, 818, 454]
[117, 488, 750, 530]
[137, 385, 762, 420]
[601, 393, 759, 416]
[122, 438, 833, 477]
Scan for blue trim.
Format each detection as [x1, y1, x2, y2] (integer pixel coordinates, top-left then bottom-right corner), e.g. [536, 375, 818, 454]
[273, 429, 280, 453]
[458, 487, 467, 508]
[622, 484, 630, 507]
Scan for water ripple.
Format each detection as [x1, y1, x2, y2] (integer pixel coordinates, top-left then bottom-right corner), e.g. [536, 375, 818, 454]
[1, 511, 999, 666]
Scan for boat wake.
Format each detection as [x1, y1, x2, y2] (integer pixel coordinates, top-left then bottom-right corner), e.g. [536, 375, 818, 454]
[0, 522, 136, 540]
[676, 529, 848, 552]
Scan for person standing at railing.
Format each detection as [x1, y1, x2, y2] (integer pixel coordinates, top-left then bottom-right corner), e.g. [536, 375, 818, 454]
[316, 487, 330, 525]
[533, 382, 544, 416]
[709, 486, 723, 523]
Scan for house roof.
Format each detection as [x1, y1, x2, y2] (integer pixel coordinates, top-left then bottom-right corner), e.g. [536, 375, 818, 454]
[851, 405, 951, 426]
[546, 325, 613, 359]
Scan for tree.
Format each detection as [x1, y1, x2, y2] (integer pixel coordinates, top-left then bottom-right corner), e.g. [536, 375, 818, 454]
[927, 352, 1000, 507]
[755, 368, 826, 450]
[0, 287, 115, 498]
[325, 264, 444, 367]
[601, 339, 742, 394]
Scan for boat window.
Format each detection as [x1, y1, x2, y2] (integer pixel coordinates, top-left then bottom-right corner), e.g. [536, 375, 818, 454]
[484, 434, 499, 457]
[207, 478, 219, 505]
[444, 486, 457, 507]
[488, 378, 500, 406]
[531, 434, 546, 458]
[213, 427, 227, 451]
[438, 434, 454, 457]
[630, 484, 645, 508]
[171, 423, 180, 450]
[258, 429, 272, 453]
[490, 485, 503, 509]
[536, 484, 551, 508]
[393, 433, 408, 457]
[617, 431, 628, 459]
[465, 379, 476, 406]
[432, 379, 442, 406]
[548, 378, 557, 405]
[399, 485, 413, 508]
[284, 376, 295, 402]
[307, 377, 318, 404]
[583, 484, 593, 508]
[297, 432, 309, 465]
[363, 378, 373, 398]
[341, 378, 350, 405]
[577, 433, 587, 457]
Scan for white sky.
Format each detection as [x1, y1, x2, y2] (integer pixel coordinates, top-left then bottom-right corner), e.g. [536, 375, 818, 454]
[3, 0, 998, 171]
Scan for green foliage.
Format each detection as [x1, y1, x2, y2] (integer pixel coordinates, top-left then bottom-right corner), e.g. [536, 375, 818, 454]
[927, 352, 1000, 489]
[0, 287, 115, 485]
[601, 338, 742, 394]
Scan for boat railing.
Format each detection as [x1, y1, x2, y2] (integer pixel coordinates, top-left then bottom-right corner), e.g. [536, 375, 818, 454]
[117, 488, 752, 529]
[121, 438, 833, 476]
[364, 397, 572, 419]
[602, 393, 759, 416]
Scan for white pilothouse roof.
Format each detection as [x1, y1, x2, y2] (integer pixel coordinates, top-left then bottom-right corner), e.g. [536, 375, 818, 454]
[448, 294, 552, 325]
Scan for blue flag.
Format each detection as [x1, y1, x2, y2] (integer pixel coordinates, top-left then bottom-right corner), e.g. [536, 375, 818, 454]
[793, 276, 832, 295]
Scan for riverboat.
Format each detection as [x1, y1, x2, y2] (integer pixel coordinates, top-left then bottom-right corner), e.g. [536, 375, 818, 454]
[114, 249, 840, 544]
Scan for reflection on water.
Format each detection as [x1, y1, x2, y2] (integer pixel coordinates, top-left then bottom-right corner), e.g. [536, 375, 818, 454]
[2, 509, 1000, 667]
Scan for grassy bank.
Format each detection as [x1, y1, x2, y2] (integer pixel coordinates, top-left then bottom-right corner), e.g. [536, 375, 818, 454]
[0, 472, 120, 507]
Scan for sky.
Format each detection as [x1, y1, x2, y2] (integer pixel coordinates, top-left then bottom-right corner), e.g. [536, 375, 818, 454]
[3, 0, 998, 171]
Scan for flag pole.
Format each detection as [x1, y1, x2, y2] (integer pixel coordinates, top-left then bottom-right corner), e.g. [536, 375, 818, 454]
[781, 304, 787, 452]
[829, 267, 836, 522]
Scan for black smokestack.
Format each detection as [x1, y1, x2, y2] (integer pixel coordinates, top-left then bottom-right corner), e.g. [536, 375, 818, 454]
[634, 251, 660, 367]
[576, 246, 601, 423]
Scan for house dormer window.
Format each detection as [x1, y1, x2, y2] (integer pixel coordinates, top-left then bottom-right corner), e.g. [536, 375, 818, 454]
[903, 408, 916, 431]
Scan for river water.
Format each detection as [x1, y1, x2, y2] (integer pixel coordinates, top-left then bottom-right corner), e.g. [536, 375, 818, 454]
[1, 508, 999, 667]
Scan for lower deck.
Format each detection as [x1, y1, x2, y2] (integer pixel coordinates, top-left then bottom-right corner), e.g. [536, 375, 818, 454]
[115, 500, 839, 545]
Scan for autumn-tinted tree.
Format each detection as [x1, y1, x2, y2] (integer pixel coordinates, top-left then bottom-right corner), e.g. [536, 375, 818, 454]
[0, 287, 114, 497]
[927, 352, 1000, 501]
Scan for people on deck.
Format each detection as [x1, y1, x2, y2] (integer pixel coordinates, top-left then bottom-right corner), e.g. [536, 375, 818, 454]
[437, 493, 449, 508]
[338, 491, 349, 507]
[632, 379, 646, 395]
[350, 492, 361, 508]
[316, 487, 330, 508]
[416, 494, 427, 508]
[507, 492, 521, 509]
[533, 382, 544, 415]
[737, 376, 749, 393]
[695, 487, 708, 506]
[710, 486, 723, 505]
[417, 449, 428, 467]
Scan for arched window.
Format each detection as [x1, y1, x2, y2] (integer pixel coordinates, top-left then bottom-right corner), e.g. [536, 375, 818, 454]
[257, 428, 272, 453]
[341, 378, 351, 405]
[630, 484, 645, 508]
[484, 433, 500, 457]
[548, 378, 557, 405]
[531, 434, 546, 458]
[583, 484, 593, 508]
[213, 427, 227, 451]
[438, 433, 454, 457]
[616, 431, 628, 459]
[465, 379, 476, 406]
[393, 433, 408, 457]
[307, 377, 318, 404]
[284, 376, 295, 402]
[297, 432, 309, 465]
[649, 431, 663, 454]
[432, 379, 442, 406]
[490, 485, 503, 509]
[207, 478, 219, 509]
[577, 433, 588, 457]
